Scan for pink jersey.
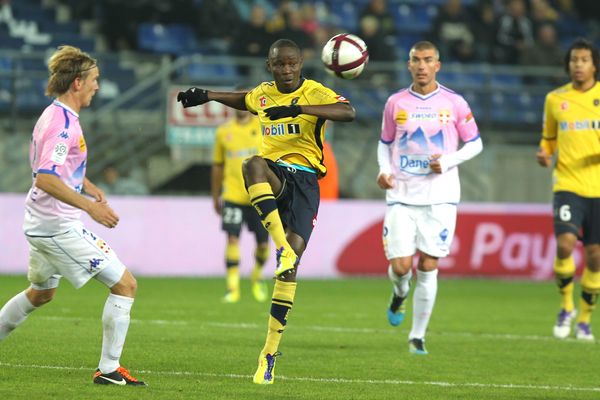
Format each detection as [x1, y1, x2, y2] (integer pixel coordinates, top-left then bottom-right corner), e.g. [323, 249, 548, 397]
[24, 101, 87, 236]
[380, 84, 480, 205]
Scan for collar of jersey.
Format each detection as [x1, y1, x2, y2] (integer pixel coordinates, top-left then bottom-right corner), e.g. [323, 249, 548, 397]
[53, 100, 79, 118]
[408, 82, 440, 100]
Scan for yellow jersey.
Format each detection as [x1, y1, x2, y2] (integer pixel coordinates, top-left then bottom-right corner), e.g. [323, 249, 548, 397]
[213, 116, 262, 205]
[540, 82, 600, 197]
[245, 78, 348, 177]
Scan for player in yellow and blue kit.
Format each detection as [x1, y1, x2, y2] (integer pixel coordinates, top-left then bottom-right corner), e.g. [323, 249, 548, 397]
[212, 109, 269, 303]
[537, 38, 600, 341]
[178, 38, 355, 384]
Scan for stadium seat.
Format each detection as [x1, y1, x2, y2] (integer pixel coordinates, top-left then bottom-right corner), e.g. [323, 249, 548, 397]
[138, 23, 198, 55]
[184, 59, 239, 85]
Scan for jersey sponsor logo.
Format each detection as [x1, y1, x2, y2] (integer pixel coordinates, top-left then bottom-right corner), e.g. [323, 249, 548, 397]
[58, 131, 69, 139]
[79, 135, 86, 152]
[395, 109, 408, 124]
[50, 142, 68, 165]
[398, 154, 431, 175]
[409, 112, 438, 121]
[262, 123, 301, 136]
[226, 148, 258, 159]
[559, 120, 600, 131]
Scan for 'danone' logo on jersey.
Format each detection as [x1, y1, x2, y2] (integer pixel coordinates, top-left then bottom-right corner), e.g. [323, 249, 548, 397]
[395, 109, 408, 124]
[398, 154, 431, 175]
[438, 109, 451, 124]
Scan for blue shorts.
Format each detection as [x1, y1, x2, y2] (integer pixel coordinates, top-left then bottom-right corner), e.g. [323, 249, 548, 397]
[553, 191, 600, 245]
[266, 159, 320, 246]
[221, 201, 269, 243]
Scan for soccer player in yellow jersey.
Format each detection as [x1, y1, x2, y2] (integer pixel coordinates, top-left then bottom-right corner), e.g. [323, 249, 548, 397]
[178, 39, 355, 384]
[537, 38, 600, 341]
[212, 109, 269, 303]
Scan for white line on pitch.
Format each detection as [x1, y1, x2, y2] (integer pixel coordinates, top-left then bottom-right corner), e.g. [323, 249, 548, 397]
[37, 316, 593, 343]
[0, 362, 598, 393]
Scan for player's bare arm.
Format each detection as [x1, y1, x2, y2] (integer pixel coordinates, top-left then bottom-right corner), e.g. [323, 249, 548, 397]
[295, 103, 355, 122]
[211, 164, 224, 214]
[536, 147, 552, 167]
[35, 173, 119, 228]
[83, 177, 106, 203]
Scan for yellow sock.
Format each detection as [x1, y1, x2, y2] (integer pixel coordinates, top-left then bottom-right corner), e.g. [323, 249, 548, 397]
[225, 242, 240, 294]
[261, 280, 297, 356]
[554, 256, 576, 312]
[248, 183, 292, 252]
[578, 268, 600, 324]
[251, 246, 270, 283]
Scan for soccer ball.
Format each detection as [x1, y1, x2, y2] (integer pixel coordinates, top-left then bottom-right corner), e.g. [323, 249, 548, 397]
[321, 33, 369, 79]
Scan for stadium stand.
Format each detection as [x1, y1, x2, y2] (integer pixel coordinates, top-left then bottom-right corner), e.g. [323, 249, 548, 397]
[0, 0, 598, 199]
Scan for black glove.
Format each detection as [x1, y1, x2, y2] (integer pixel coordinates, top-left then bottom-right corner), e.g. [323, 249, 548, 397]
[177, 87, 209, 108]
[264, 105, 302, 120]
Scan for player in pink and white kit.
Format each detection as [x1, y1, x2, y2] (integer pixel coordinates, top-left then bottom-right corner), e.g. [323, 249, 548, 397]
[0, 46, 145, 386]
[377, 41, 483, 354]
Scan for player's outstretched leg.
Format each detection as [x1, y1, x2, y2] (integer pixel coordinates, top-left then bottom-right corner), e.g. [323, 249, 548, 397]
[253, 280, 297, 384]
[387, 266, 412, 326]
[0, 290, 38, 340]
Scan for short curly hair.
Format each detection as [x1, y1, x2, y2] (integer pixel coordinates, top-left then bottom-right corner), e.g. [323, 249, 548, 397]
[564, 38, 599, 79]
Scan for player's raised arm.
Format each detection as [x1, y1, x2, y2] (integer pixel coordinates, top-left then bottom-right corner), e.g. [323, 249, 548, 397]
[177, 87, 247, 110]
[263, 102, 355, 121]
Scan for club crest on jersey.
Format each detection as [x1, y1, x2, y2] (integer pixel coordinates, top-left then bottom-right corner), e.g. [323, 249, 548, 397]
[438, 109, 452, 124]
[259, 96, 267, 108]
[560, 101, 568, 111]
[594, 99, 599, 107]
[291, 97, 299, 106]
[79, 135, 86, 152]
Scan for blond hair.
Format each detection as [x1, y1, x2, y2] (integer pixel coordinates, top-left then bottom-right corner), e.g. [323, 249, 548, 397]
[45, 45, 97, 97]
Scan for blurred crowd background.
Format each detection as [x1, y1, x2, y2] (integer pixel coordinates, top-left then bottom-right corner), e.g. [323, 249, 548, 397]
[1, 0, 599, 201]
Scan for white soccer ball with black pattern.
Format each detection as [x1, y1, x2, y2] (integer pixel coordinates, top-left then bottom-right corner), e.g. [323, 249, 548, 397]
[321, 33, 369, 79]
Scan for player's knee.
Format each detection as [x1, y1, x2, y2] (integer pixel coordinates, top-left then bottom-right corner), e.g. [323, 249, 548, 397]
[390, 257, 412, 275]
[242, 155, 266, 177]
[111, 271, 138, 297]
[27, 288, 55, 307]
[556, 242, 575, 259]
[556, 234, 577, 258]
[418, 256, 439, 272]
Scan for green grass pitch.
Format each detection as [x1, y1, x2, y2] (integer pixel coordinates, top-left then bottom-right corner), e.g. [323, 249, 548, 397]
[0, 275, 598, 400]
